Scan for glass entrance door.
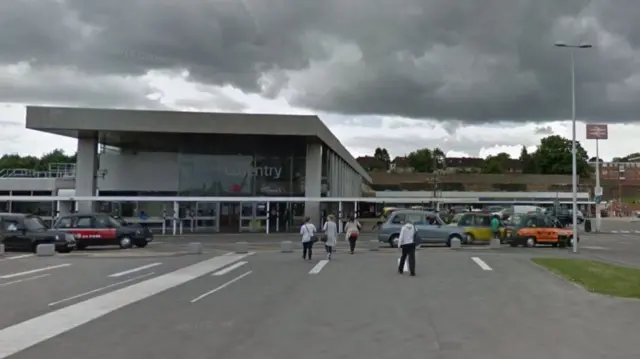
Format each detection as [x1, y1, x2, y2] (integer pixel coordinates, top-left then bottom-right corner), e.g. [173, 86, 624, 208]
[240, 202, 268, 232]
[194, 202, 219, 232]
[219, 202, 240, 233]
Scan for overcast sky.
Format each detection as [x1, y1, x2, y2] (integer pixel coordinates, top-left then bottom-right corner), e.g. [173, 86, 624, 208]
[1, 0, 640, 161]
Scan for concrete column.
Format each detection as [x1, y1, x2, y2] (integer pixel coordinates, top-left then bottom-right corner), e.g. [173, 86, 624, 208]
[330, 151, 339, 198]
[304, 143, 322, 226]
[75, 135, 98, 213]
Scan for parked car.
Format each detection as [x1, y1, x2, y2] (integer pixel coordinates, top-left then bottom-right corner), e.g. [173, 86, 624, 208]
[0, 213, 76, 253]
[377, 209, 466, 247]
[544, 207, 584, 226]
[451, 212, 506, 244]
[505, 213, 578, 248]
[111, 215, 154, 242]
[52, 213, 151, 250]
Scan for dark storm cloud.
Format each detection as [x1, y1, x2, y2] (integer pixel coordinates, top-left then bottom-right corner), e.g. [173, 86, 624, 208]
[1, 0, 639, 123]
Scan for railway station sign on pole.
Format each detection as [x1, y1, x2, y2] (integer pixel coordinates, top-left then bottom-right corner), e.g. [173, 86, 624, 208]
[586, 124, 608, 232]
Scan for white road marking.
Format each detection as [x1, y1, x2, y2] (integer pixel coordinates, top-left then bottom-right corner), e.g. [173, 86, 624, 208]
[191, 271, 252, 303]
[0, 253, 251, 359]
[6, 254, 34, 260]
[611, 230, 618, 233]
[581, 246, 609, 250]
[0, 264, 72, 279]
[107, 262, 162, 278]
[309, 259, 329, 275]
[212, 261, 247, 276]
[471, 257, 493, 271]
[0, 274, 50, 288]
[49, 272, 156, 306]
[621, 230, 630, 234]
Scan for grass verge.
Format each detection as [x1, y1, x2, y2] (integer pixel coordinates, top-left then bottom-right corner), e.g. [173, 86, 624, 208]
[532, 258, 640, 299]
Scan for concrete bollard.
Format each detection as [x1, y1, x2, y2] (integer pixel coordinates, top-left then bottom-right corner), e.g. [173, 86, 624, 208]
[449, 238, 462, 250]
[36, 244, 56, 256]
[368, 239, 379, 251]
[235, 241, 249, 254]
[0, 244, 4, 256]
[187, 242, 203, 255]
[489, 238, 501, 249]
[280, 241, 293, 253]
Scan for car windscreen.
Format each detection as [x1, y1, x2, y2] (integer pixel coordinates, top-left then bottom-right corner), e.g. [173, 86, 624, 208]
[505, 213, 525, 226]
[24, 216, 48, 231]
[96, 215, 123, 228]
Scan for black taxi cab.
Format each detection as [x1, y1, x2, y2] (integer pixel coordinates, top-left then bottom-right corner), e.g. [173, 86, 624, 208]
[0, 213, 76, 253]
[52, 213, 151, 250]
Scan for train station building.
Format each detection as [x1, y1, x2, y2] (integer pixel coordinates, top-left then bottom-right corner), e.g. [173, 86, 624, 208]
[0, 106, 370, 232]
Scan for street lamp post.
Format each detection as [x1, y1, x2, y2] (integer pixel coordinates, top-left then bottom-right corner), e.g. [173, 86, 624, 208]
[554, 42, 593, 253]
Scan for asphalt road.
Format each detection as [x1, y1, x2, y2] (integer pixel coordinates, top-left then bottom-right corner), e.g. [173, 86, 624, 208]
[1, 244, 639, 358]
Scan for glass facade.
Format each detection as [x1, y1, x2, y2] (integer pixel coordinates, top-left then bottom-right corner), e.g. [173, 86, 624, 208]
[177, 154, 306, 196]
[173, 134, 310, 197]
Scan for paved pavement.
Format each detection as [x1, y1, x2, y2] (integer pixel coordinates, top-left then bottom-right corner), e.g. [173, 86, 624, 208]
[594, 217, 640, 233]
[1, 244, 640, 358]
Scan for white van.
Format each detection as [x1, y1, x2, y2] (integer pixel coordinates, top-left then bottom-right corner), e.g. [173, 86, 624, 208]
[496, 205, 544, 219]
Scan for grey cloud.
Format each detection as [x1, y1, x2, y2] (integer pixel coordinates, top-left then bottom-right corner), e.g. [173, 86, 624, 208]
[0, 65, 166, 110]
[2, 0, 640, 124]
[534, 126, 554, 135]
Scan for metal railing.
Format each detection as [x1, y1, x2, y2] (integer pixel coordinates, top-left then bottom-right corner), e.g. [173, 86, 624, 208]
[0, 162, 76, 178]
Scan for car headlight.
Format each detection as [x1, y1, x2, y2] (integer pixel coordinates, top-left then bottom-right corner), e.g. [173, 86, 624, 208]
[55, 235, 60, 240]
[135, 230, 141, 235]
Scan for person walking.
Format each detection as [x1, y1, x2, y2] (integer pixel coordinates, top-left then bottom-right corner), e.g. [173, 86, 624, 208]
[490, 214, 501, 241]
[322, 214, 338, 260]
[344, 215, 362, 255]
[300, 216, 317, 261]
[397, 219, 417, 276]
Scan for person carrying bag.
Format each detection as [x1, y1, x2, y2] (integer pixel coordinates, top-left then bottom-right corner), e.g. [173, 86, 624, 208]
[299, 216, 317, 261]
[344, 215, 362, 255]
[322, 214, 338, 260]
[397, 220, 417, 276]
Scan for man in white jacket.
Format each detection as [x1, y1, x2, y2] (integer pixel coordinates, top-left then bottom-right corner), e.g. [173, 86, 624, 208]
[397, 220, 417, 276]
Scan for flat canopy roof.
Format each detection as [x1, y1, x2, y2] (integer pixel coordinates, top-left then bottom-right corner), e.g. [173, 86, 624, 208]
[26, 106, 371, 182]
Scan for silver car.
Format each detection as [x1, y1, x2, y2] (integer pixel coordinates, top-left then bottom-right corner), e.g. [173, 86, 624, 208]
[377, 210, 466, 247]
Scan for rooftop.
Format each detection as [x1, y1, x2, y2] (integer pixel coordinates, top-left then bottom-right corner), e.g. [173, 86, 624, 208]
[26, 106, 371, 182]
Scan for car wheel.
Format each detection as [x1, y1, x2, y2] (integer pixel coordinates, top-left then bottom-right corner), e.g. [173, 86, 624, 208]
[525, 237, 537, 248]
[389, 234, 399, 248]
[119, 236, 133, 249]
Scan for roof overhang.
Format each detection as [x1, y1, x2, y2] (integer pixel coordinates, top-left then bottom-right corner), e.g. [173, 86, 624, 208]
[26, 106, 371, 182]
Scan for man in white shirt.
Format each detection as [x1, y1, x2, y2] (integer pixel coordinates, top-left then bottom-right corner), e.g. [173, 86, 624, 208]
[397, 220, 417, 276]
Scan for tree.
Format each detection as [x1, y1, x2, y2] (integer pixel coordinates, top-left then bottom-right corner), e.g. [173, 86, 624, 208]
[613, 152, 640, 162]
[0, 149, 76, 171]
[406, 148, 447, 173]
[532, 135, 591, 177]
[432, 147, 446, 170]
[407, 148, 433, 172]
[373, 147, 391, 169]
[519, 146, 537, 173]
[482, 152, 511, 174]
